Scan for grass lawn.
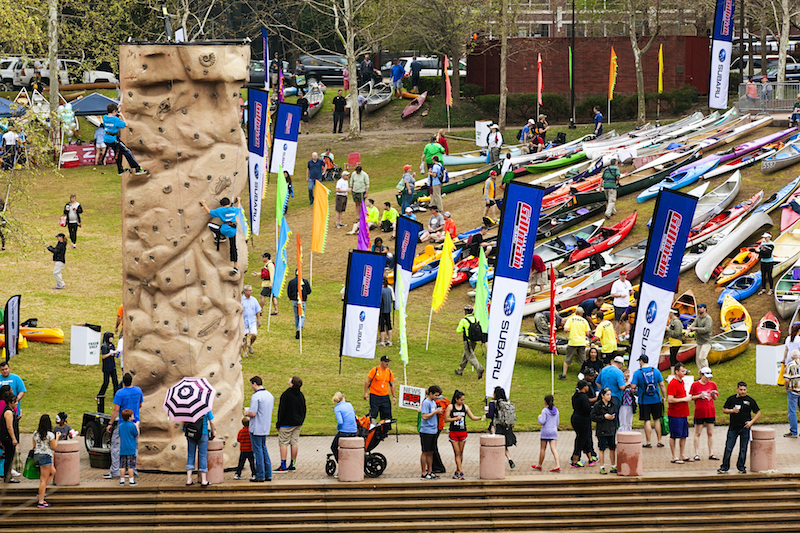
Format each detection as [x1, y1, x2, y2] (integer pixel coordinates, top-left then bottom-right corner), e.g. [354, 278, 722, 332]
[1, 101, 793, 437]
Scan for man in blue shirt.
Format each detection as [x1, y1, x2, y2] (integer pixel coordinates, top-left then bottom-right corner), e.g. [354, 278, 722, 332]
[246, 376, 275, 482]
[306, 152, 325, 205]
[419, 385, 442, 479]
[409, 57, 423, 93]
[104, 372, 144, 480]
[241, 285, 262, 357]
[597, 356, 627, 410]
[102, 103, 147, 177]
[390, 58, 405, 99]
[379, 278, 393, 347]
[200, 196, 242, 274]
[593, 106, 604, 137]
[0, 361, 25, 417]
[631, 354, 667, 447]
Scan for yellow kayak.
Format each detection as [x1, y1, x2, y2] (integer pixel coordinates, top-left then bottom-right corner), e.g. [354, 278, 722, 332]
[720, 294, 752, 334]
[385, 245, 440, 284]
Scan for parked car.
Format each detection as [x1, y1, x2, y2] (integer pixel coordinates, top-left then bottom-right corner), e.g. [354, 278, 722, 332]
[381, 56, 466, 78]
[13, 58, 118, 88]
[766, 63, 800, 82]
[730, 54, 798, 74]
[0, 57, 20, 91]
[245, 59, 293, 89]
[299, 54, 347, 85]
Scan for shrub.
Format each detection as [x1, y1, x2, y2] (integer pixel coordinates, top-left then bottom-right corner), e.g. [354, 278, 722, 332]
[461, 83, 484, 101]
[402, 76, 466, 97]
[541, 93, 570, 122]
[474, 94, 500, 115]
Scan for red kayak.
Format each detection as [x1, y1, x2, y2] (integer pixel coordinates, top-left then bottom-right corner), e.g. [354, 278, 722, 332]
[541, 175, 602, 211]
[452, 255, 479, 287]
[687, 190, 763, 246]
[658, 343, 697, 371]
[568, 211, 637, 263]
[401, 91, 427, 119]
[757, 311, 781, 345]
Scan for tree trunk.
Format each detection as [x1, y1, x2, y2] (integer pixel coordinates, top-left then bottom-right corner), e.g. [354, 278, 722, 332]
[626, 0, 658, 126]
[498, 0, 508, 130]
[748, 29, 754, 78]
[343, 0, 361, 138]
[778, 0, 791, 85]
[48, 0, 58, 133]
[760, 13, 768, 78]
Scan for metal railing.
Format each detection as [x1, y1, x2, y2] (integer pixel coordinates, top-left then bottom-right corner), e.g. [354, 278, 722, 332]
[738, 82, 800, 113]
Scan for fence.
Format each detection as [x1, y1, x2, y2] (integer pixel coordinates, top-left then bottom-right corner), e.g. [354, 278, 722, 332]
[738, 82, 800, 113]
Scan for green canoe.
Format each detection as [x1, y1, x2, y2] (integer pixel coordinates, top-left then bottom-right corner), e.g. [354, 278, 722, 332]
[525, 150, 588, 173]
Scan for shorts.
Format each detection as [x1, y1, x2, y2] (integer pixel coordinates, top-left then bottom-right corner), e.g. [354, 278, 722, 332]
[694, 417, 716, 426]
[420, 432, 437, 452]
[96, 141, 106, 149]
[639, 402, 663, 421]
[278, 426, 302, 446]
[120, 454, 137, 470]
[243, 324, 258, 336]
[449, 431, 468, 442]
[614, 306, 627, 321]
[260, 286, 272, 298]
[597, 435, 616, 451]
[34, 453, 53, 467]
[352, 191, 365, 204]
[391, 79, 403, 90]
[369, 393, 392, 420]
[335, 195, 348, 213]
[565, 345, 586, 366]
[301, 114, 309, 123]
[485, 200, 496, 207]
[668, 416, 689, 439]
[379, 312, 392, 332]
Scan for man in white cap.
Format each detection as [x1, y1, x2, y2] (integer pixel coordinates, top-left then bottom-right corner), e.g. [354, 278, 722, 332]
[757, 232, 775, 295]
[403, 206, 417, 221]
[610, 270, 633, 339]
[690, 366, 720, 460]
[334, 170, 350, 228]
[487, 124, 503, 163]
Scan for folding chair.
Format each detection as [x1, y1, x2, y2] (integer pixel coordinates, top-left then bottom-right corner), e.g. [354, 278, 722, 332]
[344, 152, 361, 170]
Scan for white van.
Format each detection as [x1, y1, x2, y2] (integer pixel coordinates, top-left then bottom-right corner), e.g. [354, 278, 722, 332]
[13, 59, 118, 88]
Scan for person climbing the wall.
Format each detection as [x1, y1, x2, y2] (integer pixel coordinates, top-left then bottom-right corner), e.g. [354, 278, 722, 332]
[200, 197, 242, 274]
[102, 103, 147, 177]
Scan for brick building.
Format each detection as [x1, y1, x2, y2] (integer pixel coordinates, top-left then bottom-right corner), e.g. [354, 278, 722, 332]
[466, 35, 711, 99]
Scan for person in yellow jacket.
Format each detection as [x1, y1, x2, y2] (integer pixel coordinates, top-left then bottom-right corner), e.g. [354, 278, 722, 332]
[666, 308, 684, 370]
[560, 307, 590, 381]
[593, 309, 618, 365]
[483, 170, 498, 219]
[346, 198, 380, 234]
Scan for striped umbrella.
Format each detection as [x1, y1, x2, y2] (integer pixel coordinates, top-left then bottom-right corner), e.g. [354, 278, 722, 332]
[163, 377, 216, 422]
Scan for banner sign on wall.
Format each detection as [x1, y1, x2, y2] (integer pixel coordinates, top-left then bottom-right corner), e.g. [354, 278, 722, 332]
[709, 0, 736, 109]
[340, 251, 385, 360]
[484, 182, 545, 398]
[629, 189, 698, 375]
[247, 89, 268, 236]
[269, 103, 302, 175]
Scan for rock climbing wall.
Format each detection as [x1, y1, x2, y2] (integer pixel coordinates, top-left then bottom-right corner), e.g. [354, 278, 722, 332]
[119, 44, 249, 470]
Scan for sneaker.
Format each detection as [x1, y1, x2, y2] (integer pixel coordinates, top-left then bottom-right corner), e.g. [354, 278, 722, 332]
[738, 468, 747, 474]
[455, 369, 463, 376]
[758, 289, 766, 295]
[784, 433, 798, 438]
[550, 467, 561, 472]
[103, 473, 114, 479]
[571, 462, 585, 468]
[118, 171, 127, 176]
[429, 473, 439, 479]
[37, 502, 48, 509]
[477, 369, 484, 380]
[233, 474, 242, 480]
[458, 472, 466, 480]
[134, 168, 148, 175]
[232, 267, 239, 274]
[508, 460, 515, 469]
[531, 465, 542, 471]
[586, 459, 598, 466]
[610, 466, 617, 473]
[387, 341, 392, 346]
[248, 346, 254, 355]
[288, 465, 296, 471]
[120, 480, 125, 485]
[274, 466, 290, 473]
[129, 481, 138, 486]
[599, 466, 607, 474]
[10, 469, 20, 477]
[378, 342, 385, 347]
[452, 472, 461, 479]
[768, 290, 773, 296]
[422, 473, 432, 479]
[590, 454, 599, 463]
[717, 468, 729, 474]
[557, 374, 566, 381]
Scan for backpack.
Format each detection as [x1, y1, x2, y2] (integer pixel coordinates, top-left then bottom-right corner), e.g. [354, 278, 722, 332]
[380, 219, 393, 232]
[494, 400, 516, 427]
[185, 416, 205, 442]
[516, 129, 524, 141]
[261, 266, 271, 280]
[642, 368, 658, 398]
[466, 316, 484, 343]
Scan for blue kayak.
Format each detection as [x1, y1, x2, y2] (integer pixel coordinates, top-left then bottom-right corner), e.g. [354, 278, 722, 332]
[469, 266, 495, 287]
[717, 272, 762, 305]
[410, 249, 462, 290]
[636, 158, 720, 203]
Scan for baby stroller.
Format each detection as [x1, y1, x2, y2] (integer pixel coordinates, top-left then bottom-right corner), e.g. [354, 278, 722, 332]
[326, 415, 396, 478]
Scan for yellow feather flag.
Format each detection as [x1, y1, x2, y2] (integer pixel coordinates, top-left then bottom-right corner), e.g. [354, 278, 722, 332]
[608, 47, 618, 101]
[658, 44, 664, 94]
[311, 181, 330, 253]
[431, 232, 455, 312]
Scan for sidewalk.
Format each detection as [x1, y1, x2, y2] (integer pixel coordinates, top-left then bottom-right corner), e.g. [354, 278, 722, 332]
[7, 424, 800, 487]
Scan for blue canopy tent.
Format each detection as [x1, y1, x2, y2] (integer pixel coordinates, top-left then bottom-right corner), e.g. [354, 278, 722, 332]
[0, 97, 25, 118]
[69, 92, 118, 116]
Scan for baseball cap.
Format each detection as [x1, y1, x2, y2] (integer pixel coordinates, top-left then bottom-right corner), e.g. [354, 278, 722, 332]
[444, 211, 451, 217]
[403, 164, 412, 171]
[341, 170, 350, 176]
[527, 118, 535, 124]
[638, 354, 649, 363]
[405, 207, 413, 213]
[700, 367, 713, 377]
[762, 232, 771, 238]
[56, 233, 65, 238]
[698, 303, 707, 309]
[380, 355, 391, 362]
[619, 270, 627, 276]
[670, 308, 679, 314]
[489, 170, 498, 176]
[613, 356, 625, 364]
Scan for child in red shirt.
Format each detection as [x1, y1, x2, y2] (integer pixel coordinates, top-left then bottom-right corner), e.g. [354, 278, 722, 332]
[235, 417, 254, 480]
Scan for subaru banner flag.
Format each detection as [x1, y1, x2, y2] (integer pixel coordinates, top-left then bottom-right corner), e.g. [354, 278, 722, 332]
[248, 89, 268, 236]
[269, 103, 302, 175]
[709, 0, 736, 109]
[629, 189, 697, 375]
[262, 28, 269, 90]
[3, 295, 20, 361]
[340, 251, 385, 360]
[485, 182, 545, 398]
[394, 215, 423, 310]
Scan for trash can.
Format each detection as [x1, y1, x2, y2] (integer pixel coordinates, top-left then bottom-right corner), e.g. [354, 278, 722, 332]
[750, 427, 776, 472]
[54, 440, 81, 486]
[616, 431, 643, 476]
[207, 439, 225, 484]
[479, 434, 506, 480]
[338, 437, 364, 482]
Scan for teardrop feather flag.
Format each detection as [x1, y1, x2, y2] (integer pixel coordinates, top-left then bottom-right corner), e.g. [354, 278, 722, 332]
[311, 181, 330, 253]
[431, 232, 455, 312]
[608, 47, 618, 101]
